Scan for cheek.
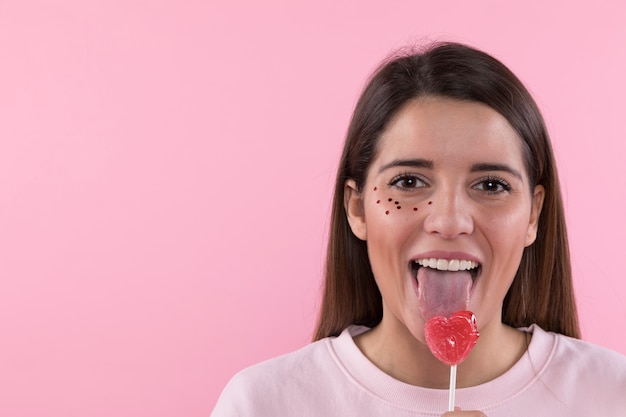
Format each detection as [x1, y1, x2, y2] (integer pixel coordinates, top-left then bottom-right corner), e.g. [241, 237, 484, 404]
[479, 209, 532, 279]
[365, 193, 429, 249]
[370, 191, 424, 219]
[487, 210, 531, 245]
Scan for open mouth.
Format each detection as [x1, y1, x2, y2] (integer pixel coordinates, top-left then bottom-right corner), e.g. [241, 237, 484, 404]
[411, 258, 481, 281]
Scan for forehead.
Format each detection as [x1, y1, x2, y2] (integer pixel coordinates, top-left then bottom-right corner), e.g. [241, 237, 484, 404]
[374, 97, 526, 173]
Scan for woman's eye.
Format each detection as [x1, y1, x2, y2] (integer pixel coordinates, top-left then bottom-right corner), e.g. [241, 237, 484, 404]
[390, 175, 425, 190]
[475, 177, 511, 194]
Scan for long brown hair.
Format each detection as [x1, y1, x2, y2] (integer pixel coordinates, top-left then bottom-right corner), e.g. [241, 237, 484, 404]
[313, 42, 580, 341]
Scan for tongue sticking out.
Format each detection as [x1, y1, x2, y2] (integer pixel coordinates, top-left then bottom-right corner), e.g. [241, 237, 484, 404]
[417, 267, 472, 320]
[417, 266, 479, 367]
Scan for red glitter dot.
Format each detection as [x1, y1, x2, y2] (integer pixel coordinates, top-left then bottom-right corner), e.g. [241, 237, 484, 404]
[376, 200, 380, 204]
[428, 201, 433, 205]
[385, 210, 390, 215]
[413, 207, 418, 211]
[374, 187, 378, 191]
[388, 198, 392, 202]
[397, 206, 401, 209]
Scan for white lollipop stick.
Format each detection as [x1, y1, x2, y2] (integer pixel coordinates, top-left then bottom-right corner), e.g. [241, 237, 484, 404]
[448, 364, 457, 412]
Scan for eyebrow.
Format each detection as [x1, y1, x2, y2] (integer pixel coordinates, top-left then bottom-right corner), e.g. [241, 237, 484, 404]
[471, 163, 523, 180]
[378, 158, 434, 173]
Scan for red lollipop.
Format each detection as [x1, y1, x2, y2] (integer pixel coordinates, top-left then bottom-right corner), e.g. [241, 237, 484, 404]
[424, 310, 480, 366]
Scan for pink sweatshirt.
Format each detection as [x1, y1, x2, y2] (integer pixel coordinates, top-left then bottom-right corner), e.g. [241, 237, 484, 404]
[212, 325, 626, 416]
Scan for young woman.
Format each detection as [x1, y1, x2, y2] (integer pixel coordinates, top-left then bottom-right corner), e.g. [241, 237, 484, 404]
[212, 42, 626, 416]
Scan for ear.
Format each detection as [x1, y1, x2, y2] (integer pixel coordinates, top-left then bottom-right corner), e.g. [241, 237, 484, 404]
[344, 179, 367, 241]
[525, 184, 545, 247]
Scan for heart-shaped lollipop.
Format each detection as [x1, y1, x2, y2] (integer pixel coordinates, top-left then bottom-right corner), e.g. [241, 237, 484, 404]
[424, 310, 480, 366]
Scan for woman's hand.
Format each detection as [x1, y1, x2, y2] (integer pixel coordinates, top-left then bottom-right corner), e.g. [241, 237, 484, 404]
[442, 407, 487, 416]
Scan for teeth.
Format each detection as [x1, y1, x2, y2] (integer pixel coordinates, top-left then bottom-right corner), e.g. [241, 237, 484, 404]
[448, 260, 459, 271]
[415, 258, 479, 271]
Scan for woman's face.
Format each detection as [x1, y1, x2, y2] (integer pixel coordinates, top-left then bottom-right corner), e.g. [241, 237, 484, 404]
[345, 97, 544, 341]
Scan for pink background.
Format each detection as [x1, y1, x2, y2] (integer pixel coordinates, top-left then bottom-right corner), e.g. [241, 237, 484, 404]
[0, 1, 625, 415]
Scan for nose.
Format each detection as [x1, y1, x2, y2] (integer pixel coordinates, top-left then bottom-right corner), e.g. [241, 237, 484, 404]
[423, 188, 474, 239]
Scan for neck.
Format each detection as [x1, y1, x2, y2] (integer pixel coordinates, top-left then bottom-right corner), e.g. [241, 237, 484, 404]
[354, 315, 529, 389]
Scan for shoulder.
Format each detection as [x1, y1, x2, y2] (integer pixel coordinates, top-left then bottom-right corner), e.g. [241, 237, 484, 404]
[211, 335, 346, 416]
[531, 325, 626, 410]
[549, 329, 626, 374]
[228, 337, 335, 387]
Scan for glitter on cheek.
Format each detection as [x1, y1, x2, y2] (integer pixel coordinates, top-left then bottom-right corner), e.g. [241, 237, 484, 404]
[376, 200, 381, 204]
[428, 201, 433, 205]
[388, 198, 393, 202]
[374, 187, 378, 191]
[413, 207, 418, 211]
[397, 206, 401, 209]
[385, 210, 390, 215]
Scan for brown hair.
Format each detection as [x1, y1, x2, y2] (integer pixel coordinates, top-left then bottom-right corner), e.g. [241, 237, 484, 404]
[313, 42, 580, 341]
